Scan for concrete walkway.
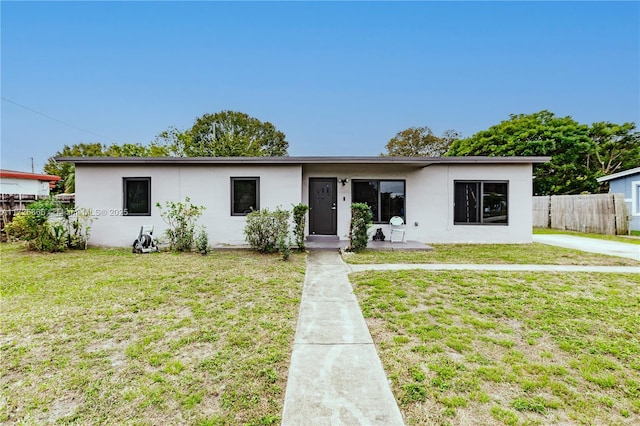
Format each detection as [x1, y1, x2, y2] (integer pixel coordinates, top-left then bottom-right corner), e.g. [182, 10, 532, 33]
[281, 251, 404, 425]
[533, 234, 640, 261]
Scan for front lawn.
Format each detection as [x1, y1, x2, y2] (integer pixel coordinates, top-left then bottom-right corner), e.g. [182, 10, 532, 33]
[344, 243, 640, 266]
[0, 244, 305, 425]
[350, 270, 640, 425]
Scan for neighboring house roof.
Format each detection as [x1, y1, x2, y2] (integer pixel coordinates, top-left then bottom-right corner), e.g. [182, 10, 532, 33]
[0, 169, 61, 189]
[55, 156, 550, 166]
[596, 167, 640, 183]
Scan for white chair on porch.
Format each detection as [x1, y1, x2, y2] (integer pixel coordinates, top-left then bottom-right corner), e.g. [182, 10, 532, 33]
[389, 216, 406, 243]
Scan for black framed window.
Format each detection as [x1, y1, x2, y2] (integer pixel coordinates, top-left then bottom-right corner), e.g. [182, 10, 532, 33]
[123, 177, 151, 216]
[454, 181, 508, 225]
[231, 177, 259, 216]
[352, 179, 405, 223]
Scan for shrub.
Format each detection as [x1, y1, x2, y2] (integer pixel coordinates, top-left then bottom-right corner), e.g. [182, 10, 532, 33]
[60, 207, 94, 249]
[292, 203, 309, 251]
[157, 197, 205, 252]
[349, 202, 373, 252]
[196, 227, 209, 255]
[244, 207, 290, 253]
[47, 223, 68, 252]
[4, 199, 93, 252]
[4, 212, 30, 241]
[278, 236, 291, 261]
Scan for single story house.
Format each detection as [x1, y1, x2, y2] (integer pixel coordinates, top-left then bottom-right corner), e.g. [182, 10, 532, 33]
[0, 169, 61, 197]
[57, 156, 549, 247]
[597, 167, 640, 232]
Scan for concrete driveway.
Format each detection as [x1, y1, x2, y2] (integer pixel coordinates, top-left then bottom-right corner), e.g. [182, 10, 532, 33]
[533, 234, 640, 261]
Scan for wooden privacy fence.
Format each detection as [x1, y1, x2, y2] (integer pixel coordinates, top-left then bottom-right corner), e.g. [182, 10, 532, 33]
[533, 193, 628, 235]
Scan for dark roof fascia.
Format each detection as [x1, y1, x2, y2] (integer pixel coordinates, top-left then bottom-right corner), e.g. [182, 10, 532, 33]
[55, 156, 551, 167]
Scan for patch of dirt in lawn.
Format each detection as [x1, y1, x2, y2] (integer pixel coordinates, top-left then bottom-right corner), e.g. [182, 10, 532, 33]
[365, 317, 393, 342]
[175, 342, 217, 365]
[44, 396, 82, 424]
[86, 337, 130, 368]
[444, 350, 465, 363]
[198, 393, 223, 419]
[86, 337, 129, 353]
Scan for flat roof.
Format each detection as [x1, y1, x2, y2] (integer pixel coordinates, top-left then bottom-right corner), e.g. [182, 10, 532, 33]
[0, 169, 61, 181]
[55, 156, 550, 166]
[596, 167, 640, 182]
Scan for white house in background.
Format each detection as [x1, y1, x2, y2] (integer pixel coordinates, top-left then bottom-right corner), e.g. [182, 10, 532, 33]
[597, 167, 640, 232]
[57, 156, 549, 247]
[0, 170, 61, 196]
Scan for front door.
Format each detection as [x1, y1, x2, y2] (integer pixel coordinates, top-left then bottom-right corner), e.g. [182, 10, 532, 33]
[309, 178, 337, 235]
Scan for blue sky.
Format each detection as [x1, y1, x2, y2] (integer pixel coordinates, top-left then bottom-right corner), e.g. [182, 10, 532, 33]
[2, 1, 638, 172]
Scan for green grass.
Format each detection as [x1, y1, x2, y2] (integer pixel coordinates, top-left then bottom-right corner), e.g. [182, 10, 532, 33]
[0, 243, 306, 425]
[350, 269, 640, 425]
[344, 243, 640, 265]
[534, 227, 640, 245]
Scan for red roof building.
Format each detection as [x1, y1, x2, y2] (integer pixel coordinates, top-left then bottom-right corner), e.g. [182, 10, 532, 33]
[0, 169, 61, 195]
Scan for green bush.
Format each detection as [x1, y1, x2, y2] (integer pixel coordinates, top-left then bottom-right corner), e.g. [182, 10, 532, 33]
[4, 212, 30, 241]
[157, 197, 205, 252]
[349, 202, 373, 252]
[278, 236, 291, 261]
[196, 227, 209, 255]
[244, 207, 290, 253]
[292, 203, 309, 251]
[60, 207, 94, 249]
[4, 199, 93, 252]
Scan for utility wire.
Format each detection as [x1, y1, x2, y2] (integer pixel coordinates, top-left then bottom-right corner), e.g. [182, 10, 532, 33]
[1, 96, 116, 142]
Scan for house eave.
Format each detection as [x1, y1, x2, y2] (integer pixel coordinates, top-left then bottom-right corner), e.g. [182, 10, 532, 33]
[596, 167, 640, 183]
[55, 156, 551, 167]
[0, 169, 61, 182]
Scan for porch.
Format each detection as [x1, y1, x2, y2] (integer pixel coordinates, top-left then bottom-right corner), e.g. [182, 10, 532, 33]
[305, 235, 433, 251]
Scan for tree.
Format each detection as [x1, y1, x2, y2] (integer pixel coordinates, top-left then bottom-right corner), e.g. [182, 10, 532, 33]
[154, 126, 193, 157]
[160, 110, 288, 157]
[447, 111, 598, 195]
[587, 122, 640, 187]
[44, 142, 170, 193]
[383, 126, 460, 157]
[44, 143, 104, 194]
[103, 142, 170, 158]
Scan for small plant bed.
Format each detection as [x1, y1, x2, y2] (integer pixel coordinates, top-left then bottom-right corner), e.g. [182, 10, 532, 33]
[350, 270, 640, 425]
[344, 243, 639, 266]
[533, 228, 640, 245]
[0, 244, 305, 424]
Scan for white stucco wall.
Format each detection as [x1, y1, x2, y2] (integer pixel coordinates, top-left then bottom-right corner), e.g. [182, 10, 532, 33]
[416, 164, 533, 243]
[76, 161, 534, 247]
[302, 163, 533, 243]
[76, 164, 302, 247]
[0, 178, 50, 196]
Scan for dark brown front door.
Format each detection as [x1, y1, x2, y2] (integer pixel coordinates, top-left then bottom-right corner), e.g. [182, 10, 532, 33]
[309, 178, 337, 235]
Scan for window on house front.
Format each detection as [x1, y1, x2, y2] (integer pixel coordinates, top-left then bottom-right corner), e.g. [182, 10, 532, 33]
[352, 180, 405, 223]
[123, 177, 151, 216]
[454, 181, 508, 225]
[231, 177, 259, 216]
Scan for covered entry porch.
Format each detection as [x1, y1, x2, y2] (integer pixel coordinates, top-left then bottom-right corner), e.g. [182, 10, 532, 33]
[305, 234, 432, 251]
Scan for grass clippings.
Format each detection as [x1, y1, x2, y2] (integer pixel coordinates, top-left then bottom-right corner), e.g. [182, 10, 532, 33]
[0, 244, 305, 425]
[344, 243, 640, 266]
[350, 269, 640, 425]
